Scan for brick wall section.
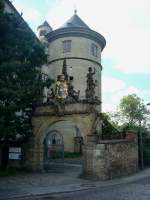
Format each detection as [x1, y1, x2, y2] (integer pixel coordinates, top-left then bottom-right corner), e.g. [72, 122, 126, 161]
[83, 139, 139, 180]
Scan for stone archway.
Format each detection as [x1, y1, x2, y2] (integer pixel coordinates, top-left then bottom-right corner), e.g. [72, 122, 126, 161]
[30, 103, 98, 171]
[42, 121, 83, 172]
[43, 120, 82, 153]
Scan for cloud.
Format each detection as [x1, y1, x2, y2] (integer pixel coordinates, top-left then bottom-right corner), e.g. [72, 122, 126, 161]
[102, 76, 148, 112]
[109, 26, 150, 74]
[44, 0, 60, 6]
[102, 77, 126, 93]
[102, 76, 127, 112]
[24, 9, 41, 21]
[13, 1, 42, 22]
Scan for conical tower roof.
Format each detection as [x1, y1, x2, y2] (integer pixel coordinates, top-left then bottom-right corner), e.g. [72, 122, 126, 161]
[61, 12, 90, 29]
[43, 21, 51, 27]
[37, 20, 52, 30]
[46, 11, 106, 51]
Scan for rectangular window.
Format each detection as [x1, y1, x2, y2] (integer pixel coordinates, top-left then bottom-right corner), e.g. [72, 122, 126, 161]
[41, 73, 48, 81]
[39, 30, 46, 36]
[91, 43, 98, 57]
[62, 40, 71, 53]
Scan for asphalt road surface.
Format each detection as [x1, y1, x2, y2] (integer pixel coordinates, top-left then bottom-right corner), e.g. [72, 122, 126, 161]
[12, 176, 150, 200]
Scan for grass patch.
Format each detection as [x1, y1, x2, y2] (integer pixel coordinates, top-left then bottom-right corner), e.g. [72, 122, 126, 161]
[64, 152, 82, 158]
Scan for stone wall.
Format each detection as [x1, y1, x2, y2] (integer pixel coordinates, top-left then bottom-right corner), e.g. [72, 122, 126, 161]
[83, 139, 139, 180]
[32, 104, 97, 149]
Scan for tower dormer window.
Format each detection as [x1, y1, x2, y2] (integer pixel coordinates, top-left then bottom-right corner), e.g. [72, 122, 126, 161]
[91, 43, 98, 57]
[62, 40, 71, 53]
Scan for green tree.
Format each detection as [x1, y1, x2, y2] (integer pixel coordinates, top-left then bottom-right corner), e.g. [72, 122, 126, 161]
[119, 94, 149, 126]
[105, 94, 150, 166]
[0, 0, 51, 140]
[117, 94, 150, 167]
[100, 113, 121, 139]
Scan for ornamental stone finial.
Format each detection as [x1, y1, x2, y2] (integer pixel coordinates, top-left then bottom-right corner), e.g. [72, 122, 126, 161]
[74, 9, 77, 14]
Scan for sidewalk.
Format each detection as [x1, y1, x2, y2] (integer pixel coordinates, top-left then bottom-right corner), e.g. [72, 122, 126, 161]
[0, 164, 150, 200]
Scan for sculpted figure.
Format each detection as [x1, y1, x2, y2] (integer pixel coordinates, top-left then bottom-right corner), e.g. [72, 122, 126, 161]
[85, 67, 97, 101]
[86, 67, 96, 90]
[55, 74, 68, 99]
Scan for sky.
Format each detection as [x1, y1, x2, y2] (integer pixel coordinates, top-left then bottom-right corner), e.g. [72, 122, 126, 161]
[12, 0, 150, 112]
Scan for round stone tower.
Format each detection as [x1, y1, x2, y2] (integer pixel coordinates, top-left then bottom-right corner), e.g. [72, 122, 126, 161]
[37, 20, 53, 43]
[39, 11, 106, 111]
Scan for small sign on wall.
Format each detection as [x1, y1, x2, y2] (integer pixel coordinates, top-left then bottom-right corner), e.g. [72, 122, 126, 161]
[9, 147, 22, 160]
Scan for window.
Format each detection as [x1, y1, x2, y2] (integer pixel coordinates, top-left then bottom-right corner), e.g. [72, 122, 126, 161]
[47, 132, 63, 145]
[39, 30, 46, 36]
[91, 43, 98, 57]
[41, 73, 48, 81]
[62, 40, 71, 53]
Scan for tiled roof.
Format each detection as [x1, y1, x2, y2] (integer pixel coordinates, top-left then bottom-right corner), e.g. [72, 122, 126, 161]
[60, 13, 90, 29]
[37, 21, 52, 30]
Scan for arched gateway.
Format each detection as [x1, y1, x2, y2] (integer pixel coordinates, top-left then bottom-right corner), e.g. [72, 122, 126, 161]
[28, 103, 99, 171]
[44, 130, 64, 172]
[43, 121, 83, 172]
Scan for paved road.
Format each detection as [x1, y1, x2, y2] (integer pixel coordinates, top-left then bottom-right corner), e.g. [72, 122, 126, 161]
[1, 159, 150, 200]
[24, 176, 150, 200]
[4, 175, 150, 200]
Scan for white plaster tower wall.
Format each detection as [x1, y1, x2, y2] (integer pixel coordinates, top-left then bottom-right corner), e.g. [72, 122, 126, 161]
[47, 36, 102, 101]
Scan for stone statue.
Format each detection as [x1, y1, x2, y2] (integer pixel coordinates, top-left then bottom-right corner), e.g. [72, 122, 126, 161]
[46, 59, 81, 103]
[85, 67, 97, 101]
[55, 74, 68, 99]
[86, 67, 96, 90]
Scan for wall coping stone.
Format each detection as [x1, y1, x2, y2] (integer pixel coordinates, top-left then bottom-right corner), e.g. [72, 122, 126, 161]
[98, 139, 134, 144]
[33, 103, 98, 117]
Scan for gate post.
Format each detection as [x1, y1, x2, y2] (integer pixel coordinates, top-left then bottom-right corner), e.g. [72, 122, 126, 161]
[74, 137, 83, 153]
[82, 134, 98, 178]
